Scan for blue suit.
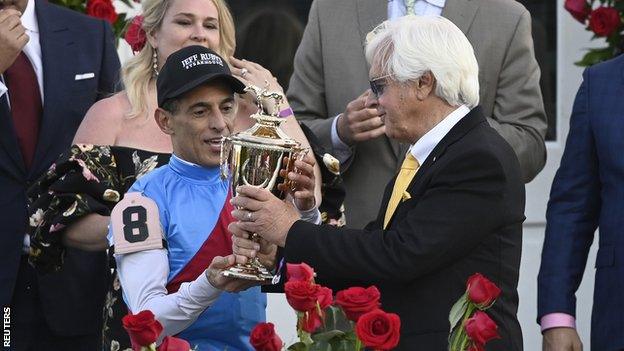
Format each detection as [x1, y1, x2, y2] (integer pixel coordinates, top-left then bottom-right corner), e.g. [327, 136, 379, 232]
[0, 0, 120, 346]
[538, 55, 624, 350]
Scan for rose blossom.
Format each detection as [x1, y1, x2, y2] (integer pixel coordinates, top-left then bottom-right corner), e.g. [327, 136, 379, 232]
[249, 322, 283, 351]
[286, 262, 315, 283]
[355, 309, 401, 350]
[589, 7, 621, 37]
[86, 0, 118, 25]
[335, 286, 381, 322]
[466, 273, 501, 308]
[122, 310, 163, 348]
[157, 336, 191, 351]
[299, 309, 323, 333]
[125, 16, 146, 53]
[564, 0, 590, 23]
[464, 311, 500, 346]
[284, 280, 321, 312]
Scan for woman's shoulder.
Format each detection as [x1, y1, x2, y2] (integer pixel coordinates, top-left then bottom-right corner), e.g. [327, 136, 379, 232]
[73, 92, 131, 145]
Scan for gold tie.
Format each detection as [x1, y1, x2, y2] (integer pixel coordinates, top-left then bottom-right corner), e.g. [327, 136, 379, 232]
[384, 153, 419, 229]
[405, 0, 416, 15]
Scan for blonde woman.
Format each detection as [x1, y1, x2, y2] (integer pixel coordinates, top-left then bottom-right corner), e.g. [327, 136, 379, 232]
[26, 0, 320, 349]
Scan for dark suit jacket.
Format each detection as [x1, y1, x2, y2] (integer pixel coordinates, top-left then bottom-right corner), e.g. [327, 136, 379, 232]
[538, 55, 624, 351]
[0, 0, 120, 335]
[283, 107, 525, 350]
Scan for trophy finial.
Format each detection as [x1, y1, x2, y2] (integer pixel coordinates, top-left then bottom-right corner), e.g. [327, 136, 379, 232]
[243, 84, 285, 117]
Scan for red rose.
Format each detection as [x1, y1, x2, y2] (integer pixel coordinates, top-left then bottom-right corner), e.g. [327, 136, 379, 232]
[317, 286, 333, 309]
[464, 311, 500, 346]
[466, 273, 501, 308]
[589, 7, 621, 37]
[286, 262, 315, 283]
[85, 0, 118, 25]
[122, 310, 163, 349]
[285, 280, 321, 312]
[157, 336, 191, 351]
[299, 309, 324, 333]
[249, 322, 283, 351]
[564, 0, 590, 23]
[335, 286, 381, 322]
[125, 16, 146, 53]
[355, 309, 401, 351]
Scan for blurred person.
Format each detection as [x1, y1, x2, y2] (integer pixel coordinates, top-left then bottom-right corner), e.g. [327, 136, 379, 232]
[537, 55, 624, 351]
[288, 0, 547, 228]
[25, 0, 320, 348]
[109, 45, 319, 350]
[231, 16, 525, 350]
[0, 0, 120, 349]
[235, 6, 303, 90]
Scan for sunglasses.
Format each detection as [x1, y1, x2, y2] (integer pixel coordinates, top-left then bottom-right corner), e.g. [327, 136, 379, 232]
[369, 74, 393, 98]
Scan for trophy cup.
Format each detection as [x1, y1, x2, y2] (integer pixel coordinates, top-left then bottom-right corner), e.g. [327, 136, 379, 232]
[220, 85, 306, 281]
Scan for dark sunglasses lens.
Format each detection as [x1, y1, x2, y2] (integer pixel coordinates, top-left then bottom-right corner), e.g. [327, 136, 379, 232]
[370, 80, 383, 97]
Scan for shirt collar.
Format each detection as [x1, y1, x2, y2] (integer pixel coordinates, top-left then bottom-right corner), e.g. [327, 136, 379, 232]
[390, 0, 446, 8]
[21, 0, 38, 33]
[425, 0, 446, 8]
[169, 154, 222, 183]
[409, 105, 470, 165]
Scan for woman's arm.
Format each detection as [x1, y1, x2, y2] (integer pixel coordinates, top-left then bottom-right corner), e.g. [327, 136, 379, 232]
[62, 214, 110, 251]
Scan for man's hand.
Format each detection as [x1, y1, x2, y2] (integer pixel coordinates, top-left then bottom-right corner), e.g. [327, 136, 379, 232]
[205, 255, 259, 292]
[543, 328, 582, 351]
[336, 90, 385, 146]
[0, 9, 28, 74]
[230, 185, 300, 247]
[229, 222, 277, 268]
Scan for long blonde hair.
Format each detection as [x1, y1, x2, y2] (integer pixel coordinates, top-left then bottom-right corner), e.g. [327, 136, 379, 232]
[122, 0, 235, 118]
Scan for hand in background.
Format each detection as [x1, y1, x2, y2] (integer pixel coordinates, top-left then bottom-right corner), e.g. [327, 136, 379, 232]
[0, 9, 28, 74]
[543, 328, 582, 351]
[230, 57, 285, 115]
[336, 90, 385, 146]
[278, 153, 317, 211]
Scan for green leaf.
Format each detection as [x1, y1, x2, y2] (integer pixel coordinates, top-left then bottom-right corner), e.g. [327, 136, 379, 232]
[312, 330, 345, 342]
[330, 337, 358, 351]
[309, 340, 332, 351]
[575, 47, 614, 66]
[287, 342, 309, 351]
[448, 293, 468, 333]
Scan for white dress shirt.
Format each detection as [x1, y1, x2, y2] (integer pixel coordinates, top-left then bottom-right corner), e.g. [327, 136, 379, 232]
[329, 0, 446, 165]
[409, 105, 469, 164]
[0, 0, 44, 102]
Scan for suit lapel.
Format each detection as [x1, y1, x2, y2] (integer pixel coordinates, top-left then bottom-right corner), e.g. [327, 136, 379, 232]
[384, 107, 487, 228]
[441, 0, 479, 35]
[30, 0, 73, 177]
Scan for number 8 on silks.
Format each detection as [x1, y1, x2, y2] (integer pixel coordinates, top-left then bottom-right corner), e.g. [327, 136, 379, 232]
[111, 192, 164, 254]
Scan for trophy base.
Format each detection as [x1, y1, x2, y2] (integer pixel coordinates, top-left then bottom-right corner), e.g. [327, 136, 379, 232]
[221, 264, 274, 282]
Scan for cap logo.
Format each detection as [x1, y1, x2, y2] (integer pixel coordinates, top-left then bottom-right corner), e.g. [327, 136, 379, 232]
[180, 53, 224, 70]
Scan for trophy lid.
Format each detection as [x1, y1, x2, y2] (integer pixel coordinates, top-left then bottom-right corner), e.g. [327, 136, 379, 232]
[228, 112, 299, 150]
[225, 85, 300, 151]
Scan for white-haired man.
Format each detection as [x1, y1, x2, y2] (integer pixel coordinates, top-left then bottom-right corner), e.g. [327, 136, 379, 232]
[229, 16, 525, 350]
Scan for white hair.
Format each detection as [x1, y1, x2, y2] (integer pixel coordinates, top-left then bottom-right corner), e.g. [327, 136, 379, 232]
[365, 15, 479, 108]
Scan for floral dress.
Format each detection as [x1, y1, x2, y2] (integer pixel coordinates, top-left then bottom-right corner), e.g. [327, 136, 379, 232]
[27, 144, 170, 351]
